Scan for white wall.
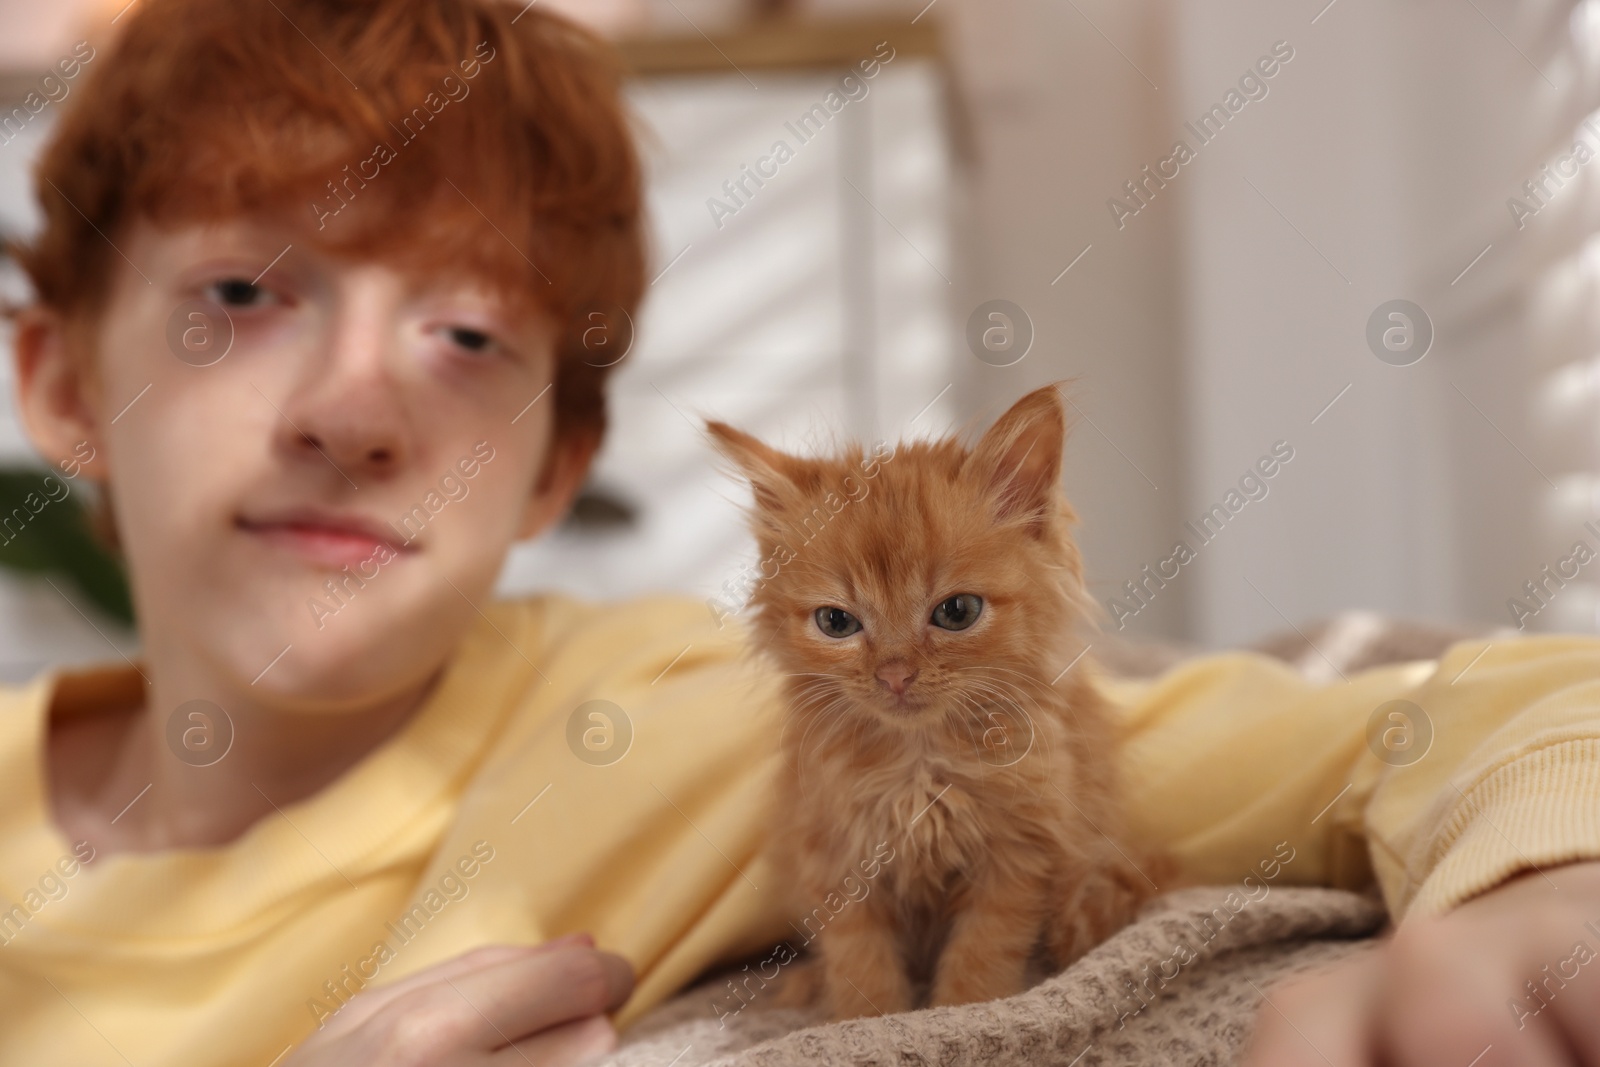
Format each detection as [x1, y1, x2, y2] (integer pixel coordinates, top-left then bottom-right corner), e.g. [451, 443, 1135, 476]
[940, 0, 1191, 639]
[1171, 0, 1453, 646]
[936, 0, 1598, 646]
[1173, 0, 1598, 644]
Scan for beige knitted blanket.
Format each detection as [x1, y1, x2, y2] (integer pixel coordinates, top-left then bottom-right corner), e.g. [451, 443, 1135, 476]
[611, 886, 1384, 1067]
[600, 613, 1478, 1067]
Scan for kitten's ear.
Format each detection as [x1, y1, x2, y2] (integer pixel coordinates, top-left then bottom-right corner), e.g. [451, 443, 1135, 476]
[706, 420, 800, 512]
[970, 386, 1067, 523]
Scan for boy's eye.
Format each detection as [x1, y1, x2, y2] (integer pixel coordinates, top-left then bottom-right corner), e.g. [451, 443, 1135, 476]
[814, 606, 862, 638]
[930, 594, 982, 631]
[444, 326, 495, 353]
[207, 278, 270, 308]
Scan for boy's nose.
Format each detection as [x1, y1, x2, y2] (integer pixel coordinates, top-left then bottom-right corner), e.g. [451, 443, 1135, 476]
[292, 429, 396, 471]
[876, 662, 917, 695]
[273, 276, 412, 480]
[277, 377, 408, 481]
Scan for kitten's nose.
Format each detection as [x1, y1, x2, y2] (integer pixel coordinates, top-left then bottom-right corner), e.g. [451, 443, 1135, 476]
[876, 662, 917, 696]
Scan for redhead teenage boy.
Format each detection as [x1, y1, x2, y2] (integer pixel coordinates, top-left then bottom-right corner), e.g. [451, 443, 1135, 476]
[7, 1, 1600, 1065]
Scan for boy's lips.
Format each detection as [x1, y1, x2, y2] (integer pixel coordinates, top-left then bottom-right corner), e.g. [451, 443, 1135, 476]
[237, 509, 415, 569]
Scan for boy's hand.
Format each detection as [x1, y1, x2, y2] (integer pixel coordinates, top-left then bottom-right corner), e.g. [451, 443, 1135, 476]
[283, 934, 634, 1067]
[1245, 861, 1600, 1066]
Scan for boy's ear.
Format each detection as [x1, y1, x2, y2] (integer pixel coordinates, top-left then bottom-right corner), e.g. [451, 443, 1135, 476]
[12, 306, 106, 483]
[516, 424, 599, 540]
[969, 384, 1067, 522]
[705, 420, 801, 513]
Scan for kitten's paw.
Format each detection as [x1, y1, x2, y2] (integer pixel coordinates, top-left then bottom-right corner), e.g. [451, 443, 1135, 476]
[764, 956, 823, 1009]
[927, 968, 1025, 1008]
[823, 967, 913, 1019]
[929, 937, 1031, 1007]
[1049, 854, 1165, 968]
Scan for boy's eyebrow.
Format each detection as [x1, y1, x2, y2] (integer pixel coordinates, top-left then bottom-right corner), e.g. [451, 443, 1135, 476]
[251, 245, 296, 284]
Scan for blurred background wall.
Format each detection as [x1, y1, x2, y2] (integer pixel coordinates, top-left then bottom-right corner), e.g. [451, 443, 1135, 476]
[1, 0, 1597, 678]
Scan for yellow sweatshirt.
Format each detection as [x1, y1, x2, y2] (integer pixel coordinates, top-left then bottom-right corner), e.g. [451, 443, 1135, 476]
[1, 595, 1597, 1066]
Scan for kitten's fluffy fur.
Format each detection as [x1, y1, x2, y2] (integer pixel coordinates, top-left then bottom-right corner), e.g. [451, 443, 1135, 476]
[708, 386, 1162, 1019]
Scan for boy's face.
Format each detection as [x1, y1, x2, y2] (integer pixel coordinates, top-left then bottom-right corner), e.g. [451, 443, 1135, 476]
[17, 217, 590, 709]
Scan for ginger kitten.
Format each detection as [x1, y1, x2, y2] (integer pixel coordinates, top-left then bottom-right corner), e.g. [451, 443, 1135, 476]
[708, 385, 1162, 1019]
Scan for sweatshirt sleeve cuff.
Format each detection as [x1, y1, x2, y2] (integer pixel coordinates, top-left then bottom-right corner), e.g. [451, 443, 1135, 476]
[1399, 738, 1600, 918]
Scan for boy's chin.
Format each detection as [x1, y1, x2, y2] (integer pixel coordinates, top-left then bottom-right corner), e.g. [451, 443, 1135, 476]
[227, 638, 448, 712]
[199, 592, 470, 709]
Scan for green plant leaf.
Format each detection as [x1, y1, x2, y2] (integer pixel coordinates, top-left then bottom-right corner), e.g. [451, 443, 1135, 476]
[0, 470, 134, 625]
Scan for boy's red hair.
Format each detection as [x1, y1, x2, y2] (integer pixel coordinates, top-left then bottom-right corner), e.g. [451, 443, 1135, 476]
[13, 0, 646, 442]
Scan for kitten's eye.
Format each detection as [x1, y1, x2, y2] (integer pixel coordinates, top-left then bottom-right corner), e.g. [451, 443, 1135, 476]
[206, 278, 270, 309]
[931, 594, 982, 631]
[814, 606, 862, 638]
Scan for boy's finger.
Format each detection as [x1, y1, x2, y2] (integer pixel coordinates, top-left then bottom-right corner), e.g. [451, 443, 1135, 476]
[493, 1014, 618, 1066]
[1546, 993, 1600, 1067]
[378, 934, 593, 995]
[1241, 951, 1379, 1067]
[310, 945, 534, 1034]
[320, 936, 593, 1033]
[1374, 962, 1572, 1067]
[438, 946, 635, 1047]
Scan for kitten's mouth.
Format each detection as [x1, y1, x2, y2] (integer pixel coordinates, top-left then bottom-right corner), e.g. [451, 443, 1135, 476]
[877, 693, 934, 717]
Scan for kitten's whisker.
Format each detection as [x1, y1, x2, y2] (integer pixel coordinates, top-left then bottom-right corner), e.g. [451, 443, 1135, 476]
[957, 681, 1056, 776]
[967, 677, 1037, 700]
[792, 705, 839, 750]
[972, 674, 1050, 708]
[957, 664, 1050, 684]
[789, 689, 846, 718]
[786, 676, 841, 699]
[782, 682, 849, 756]
[796, 698, 864, 793]
[793, 705, 844, 795]
[955, 667, 1053, 703]
[953, 671, 1043, 697]
[788, 685, 840, 709]
[956, 690, 1032, 733]
[962, 679, 1044, 718]
[949, 694, 1041, 791]
[794, 695, 853, 761]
